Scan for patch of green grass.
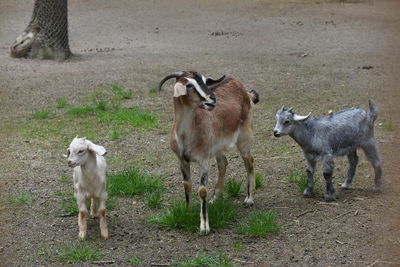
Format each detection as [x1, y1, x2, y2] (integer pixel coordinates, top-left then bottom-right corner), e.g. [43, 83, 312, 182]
[149, 87, 158, 96]
[225, 179, 242, 197]
[67, 104, 97, 116]
[60, 192, 79, 214]
[107, 167, 163, 197]
[58, 242, 102, 263]
[59, 175, 70, 183]
[146, 191, 162, 208]
[32, 110, 50, 119]
[56, 98, 68, 108]
[6, 192, 32, 204]
[175, 252, 232, 267]
[97, 108, 158, 129]
[233, 239, 243, 252]
[255, 173, 264, 189]
[107, 129, 121, 140]
[237, 210, 279, 237]
[150, 197, 237, 232]
[128, 255, 143, 265]
[287, 170, 311, 193]
[110, 84, 133, 100]
[382, 120, 394, 132]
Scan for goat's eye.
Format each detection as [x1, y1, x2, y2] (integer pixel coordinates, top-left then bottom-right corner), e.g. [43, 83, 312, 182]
[67, 150, 70, 156]
[284, 120, 290, 125]
[78, 150, 85, 154]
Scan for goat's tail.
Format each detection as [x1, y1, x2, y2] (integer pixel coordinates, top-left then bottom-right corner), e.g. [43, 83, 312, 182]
[248, 90, 259, 104]
[368, 99, 378, 122]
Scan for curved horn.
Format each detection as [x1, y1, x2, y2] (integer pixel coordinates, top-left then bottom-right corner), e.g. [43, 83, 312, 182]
[293, 112, 311, 121]
[205, 75, 226, 86]
[158, 71, 185, 91]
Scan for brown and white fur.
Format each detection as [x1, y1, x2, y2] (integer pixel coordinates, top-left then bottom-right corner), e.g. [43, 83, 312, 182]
[67, 137, 108, 240]
[159, 71, 259, 234]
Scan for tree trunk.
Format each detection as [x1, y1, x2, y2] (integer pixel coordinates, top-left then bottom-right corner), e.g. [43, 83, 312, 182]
[10, 0, 72, 60]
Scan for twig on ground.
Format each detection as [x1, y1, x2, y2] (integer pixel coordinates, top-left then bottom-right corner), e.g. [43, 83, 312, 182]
[92, 260, 115, 264]
[150, 263, 173, 266]
[233, 259, 255, 264]
[16, 218, 29, 226]
[333, 210, 352, 220]
[59, 213, 75, 217]
[317, 202, 339, 206]
[335, 240, 345, 245]
[367, 260, 394, 267]
[296, 210, 315, 217]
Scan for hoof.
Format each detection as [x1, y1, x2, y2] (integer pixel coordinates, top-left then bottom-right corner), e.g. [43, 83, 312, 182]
[373, 185, 382, 193]
[101, 229, 109, 240]
[200, 226, 210, 235]
[324, 193, 336, 202]
[243, 197, 254, 206]
[341, 183, 350, 189]
[302, 188, 313, 198]
[78, 231, 86, 240]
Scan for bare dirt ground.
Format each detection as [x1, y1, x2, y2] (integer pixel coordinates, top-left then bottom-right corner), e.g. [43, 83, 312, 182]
[1, 0, 399, 266]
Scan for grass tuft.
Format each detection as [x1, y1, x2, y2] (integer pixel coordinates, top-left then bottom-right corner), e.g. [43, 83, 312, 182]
[382, 120, 394, 132]
[255, 173, 264, 189]
[59, 175, 70, 183]
[128, 255, 143, 265]
[107, 167, 163, 197]
[6, 193, 32, 204]
[287, 170, 311, 193]
[107, 129, 121, 140]
[237, 210, 279, 237]
[32, 110, 50, 119]
[58, 242, 102, 263]
[97, 108, 158, 129]
[56, 98, 68, 108]
[110, 84, 133, 100]
[146, 191, 162, 208]
[175, 252, 232, 267]
[150, 197, 237, 232]
[225, 179, 242, 197]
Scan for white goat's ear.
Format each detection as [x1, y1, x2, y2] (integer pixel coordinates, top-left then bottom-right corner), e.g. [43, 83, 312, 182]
[293, 112, 311, 121]
[173, 82, 187, 97]
[86, 140, 107, 156]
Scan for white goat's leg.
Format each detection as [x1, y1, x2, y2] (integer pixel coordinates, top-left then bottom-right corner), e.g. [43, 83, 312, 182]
[77, 196, 88, 240]
[199, 161, 210, 235]
[98, 198, 108, 240]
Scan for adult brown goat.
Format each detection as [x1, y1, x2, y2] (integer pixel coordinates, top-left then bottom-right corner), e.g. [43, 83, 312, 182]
[159, 71, 259, 234]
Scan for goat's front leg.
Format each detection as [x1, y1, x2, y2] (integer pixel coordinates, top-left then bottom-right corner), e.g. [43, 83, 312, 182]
[303, 158, 316, 197]
[76, 195, 88, 240]
[323, 156, 336, 201]
[98, 193, 108, 240]
[199, 161, 210, 235]
[213, 155, 228, 200]
[180, 159, 192, 207]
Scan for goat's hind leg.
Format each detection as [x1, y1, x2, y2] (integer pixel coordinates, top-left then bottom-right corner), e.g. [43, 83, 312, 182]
[212, 154, 228, 200]
[236, 132, 255, 206]
[341, 150, 359, 189]
[180, 159, 192, 207]
[303, 159, 316, 198]
[362, 140, 382, 192]
[98, 195, 108, 240]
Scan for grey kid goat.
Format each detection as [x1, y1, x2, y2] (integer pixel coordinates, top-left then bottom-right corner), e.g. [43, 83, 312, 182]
[273, 99, 382, 201]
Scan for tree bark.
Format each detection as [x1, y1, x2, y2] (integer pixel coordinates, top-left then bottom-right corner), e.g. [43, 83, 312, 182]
[10, 0, 72, 60]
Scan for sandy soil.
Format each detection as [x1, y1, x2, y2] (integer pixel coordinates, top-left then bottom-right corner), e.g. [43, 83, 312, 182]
[0, 0, 399, 266]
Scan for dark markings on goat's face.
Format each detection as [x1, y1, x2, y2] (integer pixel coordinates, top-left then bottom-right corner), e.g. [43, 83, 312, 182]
[186, 72, 216, 111]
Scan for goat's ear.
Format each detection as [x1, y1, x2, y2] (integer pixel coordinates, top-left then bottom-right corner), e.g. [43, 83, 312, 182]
[86, 140, 107, 156]
[293, 112, 311, 121]
[173, 82, 187, 97]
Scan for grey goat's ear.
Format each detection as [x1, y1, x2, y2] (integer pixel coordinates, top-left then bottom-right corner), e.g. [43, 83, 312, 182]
[293, 112, 311, 121]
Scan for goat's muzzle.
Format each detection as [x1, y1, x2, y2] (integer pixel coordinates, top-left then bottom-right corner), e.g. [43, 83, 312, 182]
[273, 130, 281, 137]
